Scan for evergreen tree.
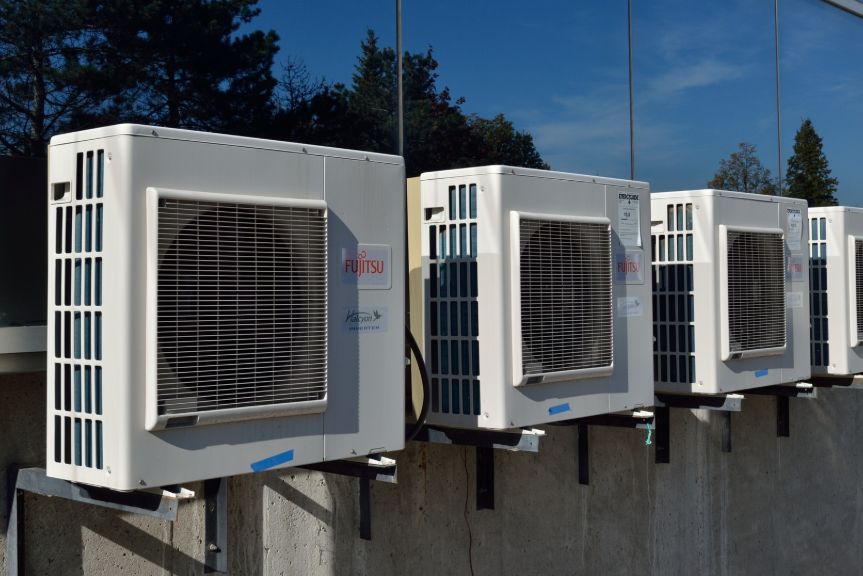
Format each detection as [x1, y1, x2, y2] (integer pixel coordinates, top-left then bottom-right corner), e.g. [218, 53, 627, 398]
[785, 118, 838, 207]
[270, 30, 547, 176]
[0, 0, 279, 153]
[708, 142, 776, 195]
[0, 0, 108, 156]
[346, 29, 397, 152]
[469, 114, 549, 170]
[96, 0, 279, 135]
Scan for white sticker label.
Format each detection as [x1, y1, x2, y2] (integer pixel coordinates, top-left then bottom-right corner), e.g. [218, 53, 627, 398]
[615, 251, 644, 284]
[341, 244, 392, 289]
[342, 307, 388, 333]
[787, 208, 803, 252]
[618, 192, 641, 247]
[617, 296, 643, 317]
[787, 255, 805, 282]
[786, 292, 804, 309]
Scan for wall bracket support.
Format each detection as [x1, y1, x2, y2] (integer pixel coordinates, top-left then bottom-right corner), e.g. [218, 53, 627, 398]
[414, 425, 543, 510]
[299, 455, 397, 541]
[4, 466, 194, 576]
[653, 393, 744, 463]
[552, 411, 653, 485]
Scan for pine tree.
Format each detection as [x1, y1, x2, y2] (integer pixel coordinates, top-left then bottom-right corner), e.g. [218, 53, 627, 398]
[347, 29, 397, 152]
[0, 0, 108, 156]
[272, 30, 548, 176]
[785, 118, 838, 207]
[708, 143, 776, 195]
[97, 0, 279, 135]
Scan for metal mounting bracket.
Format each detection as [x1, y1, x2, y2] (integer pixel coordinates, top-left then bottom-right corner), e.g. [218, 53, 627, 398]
[4, 466, 194, 576]
[745, 382, 817, 437]
[299, 455, 397, 540]
[552, 410, 653, 486]
[203, 477, 228, 574]
[809, 375, 857, 388]
[653, 393, 744, 463]
[413, 425, 544, 510]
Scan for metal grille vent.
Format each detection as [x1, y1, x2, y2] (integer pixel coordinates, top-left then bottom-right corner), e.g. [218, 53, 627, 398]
[52, 148, 104, 469]
[856, 240, 863, 341]
[426, 182, 481, 416]
[520, 219, 612, 375]
[156, 199, 327, 415]
[809, 217, 829, 365]
[726, 230, 785, 353]
[652, 202, 696, 384]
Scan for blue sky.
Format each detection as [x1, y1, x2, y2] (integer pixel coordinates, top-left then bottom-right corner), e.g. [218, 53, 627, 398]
[252, 0, 862, 205]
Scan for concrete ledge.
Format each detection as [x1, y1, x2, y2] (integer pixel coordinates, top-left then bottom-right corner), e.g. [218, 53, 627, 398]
[0, 326, 46, 375]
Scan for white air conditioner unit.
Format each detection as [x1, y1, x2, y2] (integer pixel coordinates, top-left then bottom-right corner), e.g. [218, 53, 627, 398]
[651, 190, 810, 394]
[46, 124, 405, 490]
[419, 166, 653, 430]
[808, 206, 863, 377]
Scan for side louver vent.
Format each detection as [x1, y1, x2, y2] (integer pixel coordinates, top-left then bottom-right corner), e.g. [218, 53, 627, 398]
[52, 148, 105, 469]
[426, 182, 481, 416]
[726, 230, 785, 353]
[519, 218, 612, 375]
[156, 199, 328, 415]
[856, 240, 863, 341]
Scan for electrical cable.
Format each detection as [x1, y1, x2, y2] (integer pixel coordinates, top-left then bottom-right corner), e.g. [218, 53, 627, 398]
[404, 325, 430, 442]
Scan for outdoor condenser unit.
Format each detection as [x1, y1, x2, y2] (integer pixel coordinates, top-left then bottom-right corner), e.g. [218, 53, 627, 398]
[650, 190, 810, 395]
[420, 166, 653, 430]
[47, 125, 405, 490]
[808, 206, 863, 377]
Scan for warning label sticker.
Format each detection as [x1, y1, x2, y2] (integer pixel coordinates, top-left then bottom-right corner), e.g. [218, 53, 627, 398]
[618, 192, 641, 248]
[787, 208, 803, 252]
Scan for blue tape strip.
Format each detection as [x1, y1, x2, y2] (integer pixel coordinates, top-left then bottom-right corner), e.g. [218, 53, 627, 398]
[548, 403, 571, 416]
[250, 449, 294, 472]
[754, 369, 769, 378]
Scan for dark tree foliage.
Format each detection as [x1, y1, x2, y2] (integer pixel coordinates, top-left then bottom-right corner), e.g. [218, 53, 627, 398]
[98, 0, 279, 135]
[269, 30, 548, 176]
[1, 9, 547, 173]
[0, 0, 278, 156]
[708, 142, 776, 195]
[785, 118, 838, 207]
[0, 0, 108, 156]
[469, 114, 549, 170]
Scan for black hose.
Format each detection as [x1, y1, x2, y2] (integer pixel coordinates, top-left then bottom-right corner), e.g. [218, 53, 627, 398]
[404, 325, 430, 442]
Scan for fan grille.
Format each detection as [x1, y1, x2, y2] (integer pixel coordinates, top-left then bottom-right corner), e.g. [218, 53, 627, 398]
[156, 198, 327, 415]
[519, 218, 612, 376]
[726, 230, 785, 354]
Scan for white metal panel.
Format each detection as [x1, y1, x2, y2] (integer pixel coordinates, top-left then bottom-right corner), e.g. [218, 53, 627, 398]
[421, 166, 653, 430]
[651, 190, 810, 394]
[45, 125, 405, 490]
[809, 206, 863, 376]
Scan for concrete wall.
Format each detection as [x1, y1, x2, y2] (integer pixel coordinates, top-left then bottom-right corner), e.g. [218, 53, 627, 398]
[3, 370, 863, 575]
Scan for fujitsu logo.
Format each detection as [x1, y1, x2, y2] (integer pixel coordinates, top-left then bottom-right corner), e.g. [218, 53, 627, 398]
[617, 255, 641, 273]
[343, 250, 385, 278]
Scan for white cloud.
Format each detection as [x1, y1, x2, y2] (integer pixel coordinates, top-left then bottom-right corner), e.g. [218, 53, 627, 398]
[523, 83, 685, 177]
[647, 59, 749, 99]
